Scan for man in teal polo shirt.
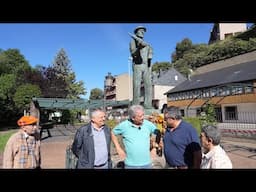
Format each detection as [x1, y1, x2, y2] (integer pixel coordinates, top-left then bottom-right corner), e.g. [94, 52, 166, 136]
[111, 105, 161, 169]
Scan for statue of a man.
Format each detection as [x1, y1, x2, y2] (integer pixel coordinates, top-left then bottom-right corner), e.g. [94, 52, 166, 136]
[129, 26, 153, 109]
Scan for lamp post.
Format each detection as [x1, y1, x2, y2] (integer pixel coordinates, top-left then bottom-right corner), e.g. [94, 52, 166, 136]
[104, 72, 113, 111]
[128, 56, 133, 103]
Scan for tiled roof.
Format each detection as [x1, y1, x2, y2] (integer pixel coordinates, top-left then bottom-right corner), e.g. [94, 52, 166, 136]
[152, 68, 186, 86]
[165, 60, 256, 94]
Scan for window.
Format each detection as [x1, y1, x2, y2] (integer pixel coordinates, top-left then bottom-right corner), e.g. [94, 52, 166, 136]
[224, 33, 233, 39]
[224, 106, 237, 120]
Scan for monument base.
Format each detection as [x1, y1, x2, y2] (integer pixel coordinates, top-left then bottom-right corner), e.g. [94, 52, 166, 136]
[144, 108, 161, 116]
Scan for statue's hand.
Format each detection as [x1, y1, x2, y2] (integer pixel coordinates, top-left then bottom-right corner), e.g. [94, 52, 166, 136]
[138, 40, 147, 48]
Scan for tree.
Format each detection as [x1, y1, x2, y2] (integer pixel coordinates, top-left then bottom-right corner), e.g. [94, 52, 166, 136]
[66, 72, 86, 99]
[13, 84, 42, 112]
[172, 38, 193, 62]
[0, 49, 30, 77]
[152, 62, 172, 72]
[89, 88, 103, 100]
[200, 102, 217, 128]
[52, 48, 86, 98]
[53, 48, 71, 77]
[0, 74, 16, 100]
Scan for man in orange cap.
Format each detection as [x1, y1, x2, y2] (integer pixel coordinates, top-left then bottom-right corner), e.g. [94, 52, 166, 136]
[3, 115, 41, 169]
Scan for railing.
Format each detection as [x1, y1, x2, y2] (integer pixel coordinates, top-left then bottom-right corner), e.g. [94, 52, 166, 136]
[215, 111, 256, 124]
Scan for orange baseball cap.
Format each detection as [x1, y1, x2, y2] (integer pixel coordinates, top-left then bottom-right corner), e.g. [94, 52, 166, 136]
[17, 116, 38, 126]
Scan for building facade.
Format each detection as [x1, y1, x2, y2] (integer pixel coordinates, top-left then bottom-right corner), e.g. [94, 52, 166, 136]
[165, 51, 256, 124]
[208, 23, 247, 44]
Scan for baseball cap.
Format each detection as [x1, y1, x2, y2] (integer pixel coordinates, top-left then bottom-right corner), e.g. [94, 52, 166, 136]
[17, 116, 38, 126]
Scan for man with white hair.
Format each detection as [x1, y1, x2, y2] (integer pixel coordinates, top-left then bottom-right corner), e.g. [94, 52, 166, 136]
[111, 105, 161, 169]
[72, 108, 112, 169]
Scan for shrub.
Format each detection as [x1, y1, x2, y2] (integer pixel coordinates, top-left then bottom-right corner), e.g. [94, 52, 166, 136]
[183, 117, 201, 135]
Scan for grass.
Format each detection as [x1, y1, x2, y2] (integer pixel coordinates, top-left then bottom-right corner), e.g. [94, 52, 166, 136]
[0, 129, 17, 153]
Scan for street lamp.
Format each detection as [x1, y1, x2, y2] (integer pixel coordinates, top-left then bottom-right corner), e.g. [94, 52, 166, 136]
[104, 72, 113, 110]
[128, 56, 133, 102]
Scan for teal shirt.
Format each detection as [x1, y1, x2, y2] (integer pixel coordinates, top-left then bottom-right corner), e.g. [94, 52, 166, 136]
[112, 119, 157, 166]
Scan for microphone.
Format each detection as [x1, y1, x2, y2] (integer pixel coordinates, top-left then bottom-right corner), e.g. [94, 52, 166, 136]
[138, 127, 141, 130]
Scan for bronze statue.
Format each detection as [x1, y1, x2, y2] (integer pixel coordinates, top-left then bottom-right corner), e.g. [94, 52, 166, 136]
[129, 26, 153, 109]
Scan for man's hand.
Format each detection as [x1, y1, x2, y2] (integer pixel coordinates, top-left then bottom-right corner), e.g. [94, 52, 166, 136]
[116, 148, 126, 161]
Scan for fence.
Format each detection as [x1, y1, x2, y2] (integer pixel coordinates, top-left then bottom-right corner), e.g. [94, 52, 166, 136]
[216, 111, 256, 124]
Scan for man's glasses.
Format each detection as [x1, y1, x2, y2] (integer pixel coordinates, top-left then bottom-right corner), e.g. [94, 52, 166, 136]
[164, 116, 175, 121]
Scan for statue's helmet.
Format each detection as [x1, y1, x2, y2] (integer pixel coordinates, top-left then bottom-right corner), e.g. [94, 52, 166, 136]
[134, 26, 146, 34]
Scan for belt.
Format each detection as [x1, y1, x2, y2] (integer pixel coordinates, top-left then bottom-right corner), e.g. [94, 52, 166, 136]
[167, 164, 188, 169]
[94, 162, 107, 167]
[169, 165, 188, 169]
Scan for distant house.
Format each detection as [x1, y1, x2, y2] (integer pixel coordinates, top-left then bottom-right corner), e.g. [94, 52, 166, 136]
[208, 23, 247, 44]
[152, 67, 186, 110]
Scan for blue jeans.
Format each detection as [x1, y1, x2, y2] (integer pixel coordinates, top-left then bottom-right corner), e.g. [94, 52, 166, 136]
[125, 163, 152, 169]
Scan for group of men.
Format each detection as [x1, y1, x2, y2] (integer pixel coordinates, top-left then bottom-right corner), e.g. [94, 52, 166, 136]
[71, 105, 232, 169]
[2, 104, 232, 169]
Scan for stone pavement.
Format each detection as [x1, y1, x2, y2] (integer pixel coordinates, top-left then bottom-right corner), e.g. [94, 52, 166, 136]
[39, 133, 256, 169]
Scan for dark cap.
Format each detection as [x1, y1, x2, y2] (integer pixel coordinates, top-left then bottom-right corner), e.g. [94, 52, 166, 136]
[134, 26, 146, 34]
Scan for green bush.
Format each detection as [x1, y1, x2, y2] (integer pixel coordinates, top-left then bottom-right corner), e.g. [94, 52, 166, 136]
[183, 117, 202, 135]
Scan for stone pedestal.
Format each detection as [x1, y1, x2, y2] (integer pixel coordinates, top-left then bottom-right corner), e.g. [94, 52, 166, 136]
[144, 108, 161, 116]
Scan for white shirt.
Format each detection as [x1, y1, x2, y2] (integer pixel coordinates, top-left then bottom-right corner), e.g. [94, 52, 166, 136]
[201, 145, 232, 169]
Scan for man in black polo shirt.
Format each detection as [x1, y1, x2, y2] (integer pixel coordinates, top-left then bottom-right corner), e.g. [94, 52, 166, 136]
[163, 106, 202, 169]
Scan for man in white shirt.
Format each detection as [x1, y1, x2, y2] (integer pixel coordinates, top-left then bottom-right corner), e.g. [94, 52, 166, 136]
[200, 125, 232, 169]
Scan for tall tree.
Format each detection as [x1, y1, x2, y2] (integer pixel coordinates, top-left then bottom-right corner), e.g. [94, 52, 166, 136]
[0, 49, 34, 124]
[52, 48, 86, 98]
[0, 49, 30, 77]
[172, 38, 193, 62]
[89, 88, 103, 100]
[53, 48, 71, 78]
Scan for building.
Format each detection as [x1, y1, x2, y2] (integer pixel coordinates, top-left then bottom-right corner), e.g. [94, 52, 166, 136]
[152, 67, 186, 110]
[104, 72, 132, 102]
[208, 23, 247, 44]
[165, 51, 256, 124]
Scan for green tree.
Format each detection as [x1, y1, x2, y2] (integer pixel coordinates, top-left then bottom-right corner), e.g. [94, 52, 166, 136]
[172, 38, 193, 62]
[52, 48, 86, 98]
[66, 72, 86, 99]
[13, 84, 42, 112]
[89, 88, 103, 100]
[152, 62, 172, 72]
[0, 49, 30, 77]
[200, 102, 217, 127]
[0, 74, 16, 100]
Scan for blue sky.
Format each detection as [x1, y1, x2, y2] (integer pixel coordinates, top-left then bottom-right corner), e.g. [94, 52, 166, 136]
[0, 23, 249, 99]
